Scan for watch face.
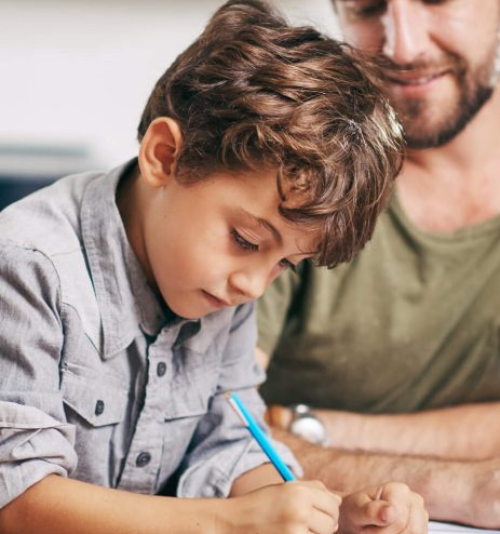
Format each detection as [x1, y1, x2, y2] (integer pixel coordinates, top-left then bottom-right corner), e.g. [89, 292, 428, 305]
[290, 416, 328, 445]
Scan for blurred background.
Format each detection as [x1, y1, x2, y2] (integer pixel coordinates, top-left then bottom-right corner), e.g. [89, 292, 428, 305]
[0, 0, 340, 209]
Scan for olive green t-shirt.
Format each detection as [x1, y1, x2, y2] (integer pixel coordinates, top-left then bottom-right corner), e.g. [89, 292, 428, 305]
[258, 197, 500, 413]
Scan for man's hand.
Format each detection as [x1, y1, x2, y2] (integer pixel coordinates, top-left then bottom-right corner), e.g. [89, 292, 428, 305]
[451, 458, 500, 529]
[339, 482, 428, 534]
[268, 427, 500, 528]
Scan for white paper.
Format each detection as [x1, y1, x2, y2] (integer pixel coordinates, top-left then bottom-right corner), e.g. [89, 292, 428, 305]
[429, 520, 500, 534]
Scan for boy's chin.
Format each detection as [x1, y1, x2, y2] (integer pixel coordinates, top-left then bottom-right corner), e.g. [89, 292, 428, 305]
[163, 290, 235, 322]
[164, 298, 211, 322]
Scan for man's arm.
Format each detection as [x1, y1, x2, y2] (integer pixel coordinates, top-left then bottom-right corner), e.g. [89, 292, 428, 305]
[257, 346, 500, 461]
[270, 428, 500, 529]
[318, 402, 500, 460]
[271, 401, 500, 461]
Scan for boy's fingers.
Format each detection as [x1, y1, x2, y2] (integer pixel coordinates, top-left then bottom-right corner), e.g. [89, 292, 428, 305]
[304, 482, 341, 516]
[308, 508, 339, 534]
[313, 491, 342, 518]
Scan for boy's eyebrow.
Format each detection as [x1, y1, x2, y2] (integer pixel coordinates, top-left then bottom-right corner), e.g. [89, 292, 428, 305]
[240, 209, 282, 244]
[240, 208, 319, 259]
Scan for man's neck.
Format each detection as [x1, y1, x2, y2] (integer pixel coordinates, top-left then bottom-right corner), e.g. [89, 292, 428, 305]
[396, 85, 500, 233]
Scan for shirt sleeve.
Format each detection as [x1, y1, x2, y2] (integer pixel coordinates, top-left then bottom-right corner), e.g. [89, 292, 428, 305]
[256, 266, 303, 356]
[176, 301, 302, 498]
[0, 243, 78, 509]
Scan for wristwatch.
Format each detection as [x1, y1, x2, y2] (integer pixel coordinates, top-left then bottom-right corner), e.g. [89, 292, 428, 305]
[288, 404, 329, 446]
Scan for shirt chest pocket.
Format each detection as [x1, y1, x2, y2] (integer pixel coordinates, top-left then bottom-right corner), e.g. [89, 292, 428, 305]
[163, 389, 210, 422]
[160, 364, 214, 467]
[163, 349, 217, 422]
[159, 387, 212, 479]
[61, 368, 128, 428]
[60, 366, 129, 487]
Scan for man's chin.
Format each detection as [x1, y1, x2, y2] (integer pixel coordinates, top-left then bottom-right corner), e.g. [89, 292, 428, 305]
[404, 128, 453, 150]
[403, 113, 479, 149]
[397, 116, 452, 149]
[397, 83, 495, 149]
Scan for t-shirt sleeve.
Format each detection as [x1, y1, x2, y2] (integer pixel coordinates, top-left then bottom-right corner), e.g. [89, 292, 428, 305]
[0, 243, 78, 509]
[257, 267, 302, 356]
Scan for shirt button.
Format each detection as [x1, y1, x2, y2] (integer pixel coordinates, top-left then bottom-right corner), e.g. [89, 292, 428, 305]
[156, 362, 167, 377]
[136, 452, 152, 467]
[95, 400, 105, 416]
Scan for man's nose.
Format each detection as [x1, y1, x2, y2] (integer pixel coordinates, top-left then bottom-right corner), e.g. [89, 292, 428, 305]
[382, 0, 430, 65]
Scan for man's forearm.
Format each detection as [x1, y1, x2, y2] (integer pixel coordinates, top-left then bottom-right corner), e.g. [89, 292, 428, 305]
[314, 402, 500, 460]
[257, 345, 500, 460]
[271, 428, 500, 529]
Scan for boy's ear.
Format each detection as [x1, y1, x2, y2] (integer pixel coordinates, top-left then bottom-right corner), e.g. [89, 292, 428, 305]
[138, 117, 183, 188]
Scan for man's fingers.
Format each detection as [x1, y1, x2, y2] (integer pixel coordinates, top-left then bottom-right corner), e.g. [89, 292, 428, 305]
[362, 500, 397, 527]
[404, 500, 429, 534]
[361, 497, 409, 534]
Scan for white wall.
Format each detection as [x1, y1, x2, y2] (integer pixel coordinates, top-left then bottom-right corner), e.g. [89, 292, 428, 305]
[0, 0, 340, 170]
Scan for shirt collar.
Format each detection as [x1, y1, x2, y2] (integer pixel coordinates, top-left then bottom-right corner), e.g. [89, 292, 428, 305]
[80, 158, 235, 359]
[81, 158, 170, 358]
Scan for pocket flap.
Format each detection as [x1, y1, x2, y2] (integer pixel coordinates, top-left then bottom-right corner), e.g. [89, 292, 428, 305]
[62, 370, 127, 427]
[164, 389, 210, 420]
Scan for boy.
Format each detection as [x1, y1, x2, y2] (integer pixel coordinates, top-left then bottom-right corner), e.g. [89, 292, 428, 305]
[0, 1, 427, 533]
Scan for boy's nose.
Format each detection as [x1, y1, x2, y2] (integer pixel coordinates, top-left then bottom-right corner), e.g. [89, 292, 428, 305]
[382, 0, 430, 66]
[229, 267, 269, 302]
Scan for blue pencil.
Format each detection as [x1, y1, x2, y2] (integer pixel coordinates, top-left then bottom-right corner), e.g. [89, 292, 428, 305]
[226, 391, 296, 482]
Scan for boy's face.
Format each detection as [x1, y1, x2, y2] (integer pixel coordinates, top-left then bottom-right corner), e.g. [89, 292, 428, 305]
[141, 168, 314, 319]
[334, 0, 500, 148]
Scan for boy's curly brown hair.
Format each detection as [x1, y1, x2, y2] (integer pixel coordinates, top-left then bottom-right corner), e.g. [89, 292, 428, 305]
[138, 0, 404, 268]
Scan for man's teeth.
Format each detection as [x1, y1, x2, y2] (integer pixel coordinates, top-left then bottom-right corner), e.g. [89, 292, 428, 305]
[392, 74, 439, 85]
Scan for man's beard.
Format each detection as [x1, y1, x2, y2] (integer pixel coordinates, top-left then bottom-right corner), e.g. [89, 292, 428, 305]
[380, 53, 497, 150]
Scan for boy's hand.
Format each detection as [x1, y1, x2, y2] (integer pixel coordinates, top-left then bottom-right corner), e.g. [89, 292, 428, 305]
[225, 480, 341, 534]
[339, 482, 428, 534]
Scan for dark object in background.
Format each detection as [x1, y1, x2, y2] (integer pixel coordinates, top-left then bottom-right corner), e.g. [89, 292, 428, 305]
[0, 144, 99, 210]
[0, 177, 58, 211]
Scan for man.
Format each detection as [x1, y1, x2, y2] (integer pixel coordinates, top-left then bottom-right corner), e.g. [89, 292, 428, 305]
[257, 0, 500, 528]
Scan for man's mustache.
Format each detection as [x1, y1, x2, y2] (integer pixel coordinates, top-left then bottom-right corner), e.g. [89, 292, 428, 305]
[374, 53, 465, 77]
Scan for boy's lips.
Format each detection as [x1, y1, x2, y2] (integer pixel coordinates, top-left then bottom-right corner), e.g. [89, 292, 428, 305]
[202, 290, 232, 308]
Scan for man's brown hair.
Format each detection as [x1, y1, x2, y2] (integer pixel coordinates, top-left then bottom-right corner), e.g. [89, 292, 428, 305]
[138, 0, 404, 268]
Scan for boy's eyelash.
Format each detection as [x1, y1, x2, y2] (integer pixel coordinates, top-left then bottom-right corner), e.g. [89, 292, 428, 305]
[279, 258, 297, 272]
[347, 1, 386, 18]
[231, 229, 296, 271]
[231, 229, 259, 251]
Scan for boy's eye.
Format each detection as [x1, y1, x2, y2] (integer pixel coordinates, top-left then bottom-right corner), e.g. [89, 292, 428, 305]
[231, 229, 259, 252]
[344, 0, 386, 18]
[231, 229, 296, 271]
[279, 258, 297, 272]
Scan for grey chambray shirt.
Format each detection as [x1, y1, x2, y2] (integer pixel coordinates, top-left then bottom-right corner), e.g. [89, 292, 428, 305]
[0, 159, 300, 509]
